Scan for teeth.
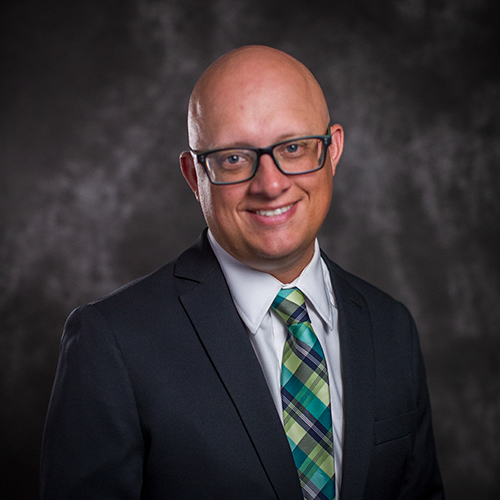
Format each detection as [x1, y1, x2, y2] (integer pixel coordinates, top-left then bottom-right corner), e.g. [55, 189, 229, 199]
[255, 204, 293, 217]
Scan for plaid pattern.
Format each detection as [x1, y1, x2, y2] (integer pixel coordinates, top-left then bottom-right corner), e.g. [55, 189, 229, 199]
[272, 288, 335, 500]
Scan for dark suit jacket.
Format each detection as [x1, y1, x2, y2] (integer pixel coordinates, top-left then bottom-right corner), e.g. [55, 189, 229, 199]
[40, 230, 444, 499]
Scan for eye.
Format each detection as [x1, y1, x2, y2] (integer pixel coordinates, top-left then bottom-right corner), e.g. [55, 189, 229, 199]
[216, 149, 253, 170]
[225, 154, 242, 164]
[285, 143, 300, 153]
[278, 140, 306, 157]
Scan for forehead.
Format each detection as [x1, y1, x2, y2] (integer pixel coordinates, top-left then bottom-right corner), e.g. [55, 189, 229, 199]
[190, 55, 328, 149]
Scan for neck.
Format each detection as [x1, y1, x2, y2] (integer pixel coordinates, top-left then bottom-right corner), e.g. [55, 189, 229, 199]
[250, 247, 315, 284]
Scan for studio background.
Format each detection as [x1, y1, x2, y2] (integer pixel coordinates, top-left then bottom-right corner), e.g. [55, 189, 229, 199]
[1, 0, 499, 498]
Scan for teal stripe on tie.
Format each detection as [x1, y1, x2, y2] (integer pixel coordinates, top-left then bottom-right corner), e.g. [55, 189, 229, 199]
[272, 287, 335, 500]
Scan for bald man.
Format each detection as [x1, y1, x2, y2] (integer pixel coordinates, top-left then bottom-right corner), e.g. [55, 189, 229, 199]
[41, 46, 444, 500]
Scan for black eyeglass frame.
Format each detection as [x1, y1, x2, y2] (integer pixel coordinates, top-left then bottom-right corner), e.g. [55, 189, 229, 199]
[190, 129, 332, 185]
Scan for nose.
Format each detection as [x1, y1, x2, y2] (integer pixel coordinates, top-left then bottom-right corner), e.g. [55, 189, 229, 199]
[247, 153, 292, 198]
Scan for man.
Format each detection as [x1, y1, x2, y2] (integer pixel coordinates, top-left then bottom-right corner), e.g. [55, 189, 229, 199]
[41, 46, 444, 499]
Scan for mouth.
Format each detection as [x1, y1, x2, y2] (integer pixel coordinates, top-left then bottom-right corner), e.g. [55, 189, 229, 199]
[253, 203, 295, 217]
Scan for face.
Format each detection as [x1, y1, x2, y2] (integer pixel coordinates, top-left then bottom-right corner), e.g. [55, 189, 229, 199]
[181, 53, 343, 282]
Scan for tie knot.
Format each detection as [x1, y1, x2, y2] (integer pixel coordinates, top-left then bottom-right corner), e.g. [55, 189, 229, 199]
[271, 288, 311, 326]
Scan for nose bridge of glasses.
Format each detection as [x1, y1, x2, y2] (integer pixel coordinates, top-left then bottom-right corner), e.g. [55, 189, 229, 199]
[255, 145, 283, 173]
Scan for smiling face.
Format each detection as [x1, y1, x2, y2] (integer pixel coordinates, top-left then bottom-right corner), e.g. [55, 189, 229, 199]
[180, 46, 343, 283]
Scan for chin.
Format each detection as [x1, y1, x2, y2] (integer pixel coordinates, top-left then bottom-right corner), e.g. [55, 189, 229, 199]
[249, 244, 310, 273]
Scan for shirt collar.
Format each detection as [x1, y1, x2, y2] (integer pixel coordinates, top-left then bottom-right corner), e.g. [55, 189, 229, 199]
[208, 230, 334, 334]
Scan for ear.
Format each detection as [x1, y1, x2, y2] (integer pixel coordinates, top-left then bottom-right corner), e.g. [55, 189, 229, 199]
[328, 124, 344, 176]
[180, 151, 200, 201]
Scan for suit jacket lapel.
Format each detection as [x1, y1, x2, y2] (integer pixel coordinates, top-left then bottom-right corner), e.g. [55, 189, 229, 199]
[325, 256, 376, 500]
[175, 232, 303, 500]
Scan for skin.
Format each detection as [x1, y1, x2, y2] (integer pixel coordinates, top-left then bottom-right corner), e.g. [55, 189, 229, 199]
[180, 45, 344, 283]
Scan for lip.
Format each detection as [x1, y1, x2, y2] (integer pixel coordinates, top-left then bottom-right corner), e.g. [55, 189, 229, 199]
[247, 202, 298, 224]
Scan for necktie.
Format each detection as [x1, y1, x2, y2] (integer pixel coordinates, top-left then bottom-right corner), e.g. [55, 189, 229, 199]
[272, 287, 335, 500]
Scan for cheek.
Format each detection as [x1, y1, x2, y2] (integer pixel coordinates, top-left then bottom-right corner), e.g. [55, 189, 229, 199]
[197, 181, 243, 229]
[302, 172, 333, 207]
[303, 176, 334, 226]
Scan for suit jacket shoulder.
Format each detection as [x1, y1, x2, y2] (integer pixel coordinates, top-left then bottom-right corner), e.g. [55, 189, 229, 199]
[322, 251, 409, 313]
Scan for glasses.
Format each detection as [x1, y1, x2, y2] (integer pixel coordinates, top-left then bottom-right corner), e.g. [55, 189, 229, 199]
[190, 130, 332, 185]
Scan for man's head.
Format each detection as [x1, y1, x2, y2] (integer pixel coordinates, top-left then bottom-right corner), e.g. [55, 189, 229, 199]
[180, 45, 343, 283]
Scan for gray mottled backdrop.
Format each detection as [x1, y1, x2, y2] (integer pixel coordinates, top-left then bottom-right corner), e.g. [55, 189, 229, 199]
[1, 0, 499, 498]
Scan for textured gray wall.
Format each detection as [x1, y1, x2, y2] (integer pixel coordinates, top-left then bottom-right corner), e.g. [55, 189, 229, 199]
[1, 0, 499, 498]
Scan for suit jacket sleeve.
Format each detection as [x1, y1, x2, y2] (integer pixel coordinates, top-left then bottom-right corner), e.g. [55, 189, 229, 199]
[397, 309, 444, 499]
[40, 304, 144, 499]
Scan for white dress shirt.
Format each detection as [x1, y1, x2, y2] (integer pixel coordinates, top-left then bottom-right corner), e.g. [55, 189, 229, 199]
[208, 230, 344, 495]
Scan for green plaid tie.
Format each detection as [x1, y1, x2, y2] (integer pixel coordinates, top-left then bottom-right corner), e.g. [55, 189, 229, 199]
[272, 287, 335, 500]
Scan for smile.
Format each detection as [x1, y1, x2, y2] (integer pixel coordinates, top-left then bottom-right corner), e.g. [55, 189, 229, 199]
[253, 203, 294, 217]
